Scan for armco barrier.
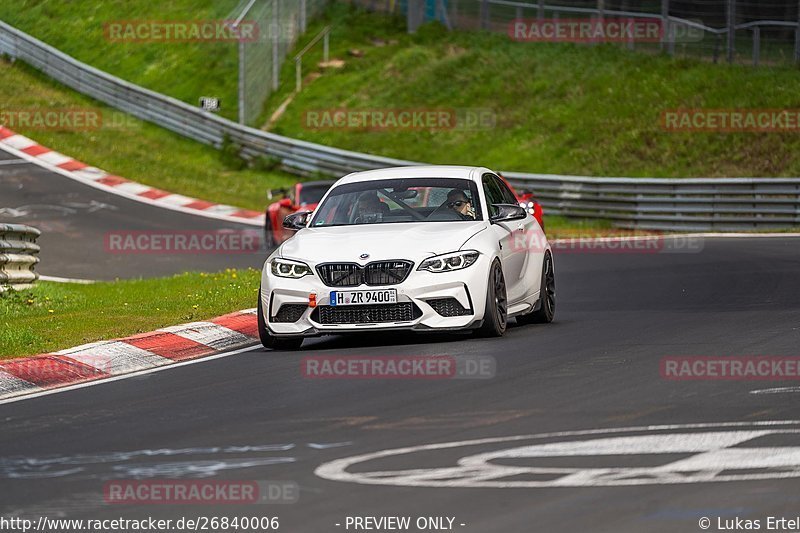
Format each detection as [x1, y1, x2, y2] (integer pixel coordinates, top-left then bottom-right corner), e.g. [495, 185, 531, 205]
[1, 21, 800, 232]
[0, 224, 40, 290]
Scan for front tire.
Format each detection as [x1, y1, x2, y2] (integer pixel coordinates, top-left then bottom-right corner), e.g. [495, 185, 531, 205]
[477, 259, 507, 337]
[518, 251, 555, 325]
[257, 289, 303, 350]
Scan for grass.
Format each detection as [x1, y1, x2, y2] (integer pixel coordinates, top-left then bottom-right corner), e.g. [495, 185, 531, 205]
[0, 0, 242, 122]
[0, 58, 295, 211]
[0, 269, 260, 360]
[261, 4, 800, 178]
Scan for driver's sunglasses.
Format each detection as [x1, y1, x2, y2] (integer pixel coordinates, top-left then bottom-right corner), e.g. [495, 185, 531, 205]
[449, 200, 470, 208]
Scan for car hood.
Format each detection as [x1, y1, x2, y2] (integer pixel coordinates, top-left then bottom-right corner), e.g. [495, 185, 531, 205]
[279, 221, 486, 263]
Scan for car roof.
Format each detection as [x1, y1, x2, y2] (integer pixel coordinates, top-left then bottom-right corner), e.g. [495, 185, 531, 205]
[299, 180, 336, 187]
[337, 165, 492, 184]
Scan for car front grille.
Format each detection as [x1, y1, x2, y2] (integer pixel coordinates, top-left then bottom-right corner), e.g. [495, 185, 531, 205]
[272, 304, 307, 323]
[316, 261, 413, 287]
[313, 302, 420, 325]
[426, 298, 471, 317]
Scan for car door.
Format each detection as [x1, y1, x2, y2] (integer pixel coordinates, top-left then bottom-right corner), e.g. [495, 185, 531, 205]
[482, 173, 524, 302]
[493, 174, 540, 302]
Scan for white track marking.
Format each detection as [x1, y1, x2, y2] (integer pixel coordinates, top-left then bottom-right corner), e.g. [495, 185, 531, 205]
[750, 386, 800, 395]
[39, 275, 97, 284]
[315, 421, 800, 488]
[0, 344, 261, 406]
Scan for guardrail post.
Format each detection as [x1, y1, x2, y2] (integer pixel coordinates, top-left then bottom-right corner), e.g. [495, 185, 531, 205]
[752, 26, 760, 66]
[726, 0, 735, 63]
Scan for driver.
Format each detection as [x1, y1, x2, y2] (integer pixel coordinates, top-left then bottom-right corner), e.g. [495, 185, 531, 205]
[355, 191, 386, 223]
[446, 189, 476, 220]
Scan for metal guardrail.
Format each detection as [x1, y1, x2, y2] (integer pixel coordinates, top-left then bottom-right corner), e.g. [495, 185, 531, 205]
[504, 173, 800, 232]
[1, 21, 799, 232]
[0, 224, 40, 290]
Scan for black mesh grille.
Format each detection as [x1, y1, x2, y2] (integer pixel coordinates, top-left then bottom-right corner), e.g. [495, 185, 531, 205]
[317, 263, 362, 287]
[427, 298, 471, 317]
[313, 303, 419, 325]
[316, 261, 413, 287]
[272, 304, 307, 323]
[365, 261, 413, 285]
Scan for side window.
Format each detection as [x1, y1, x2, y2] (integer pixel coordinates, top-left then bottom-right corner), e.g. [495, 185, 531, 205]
[482, 174, 505, 218]
[493, 176, 518, 205]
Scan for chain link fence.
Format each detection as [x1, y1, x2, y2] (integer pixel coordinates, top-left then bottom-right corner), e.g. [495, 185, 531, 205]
[229, 0, 329, 125]
[345, 0, 800, 66]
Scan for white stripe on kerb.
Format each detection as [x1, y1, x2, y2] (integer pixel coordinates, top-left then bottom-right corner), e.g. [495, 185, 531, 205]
[201, 204, 242, 216]
[157, 194, 196, 207]
[2, 134, 38, 150]
[72, 167, 108, 181]
[114, 182, 153, 195]
[0, 370, 40, 396]
[36, 151, 73, 166]
[160, 322, 252, 351]
[59, 341, 172, 374]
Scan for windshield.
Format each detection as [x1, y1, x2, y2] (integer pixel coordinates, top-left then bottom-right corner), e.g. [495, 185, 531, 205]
[297, 183, 332, 206]
[310, 178, 483, 227]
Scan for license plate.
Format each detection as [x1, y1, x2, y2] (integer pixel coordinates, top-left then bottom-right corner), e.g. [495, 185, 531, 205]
[329, 289, 397, 306]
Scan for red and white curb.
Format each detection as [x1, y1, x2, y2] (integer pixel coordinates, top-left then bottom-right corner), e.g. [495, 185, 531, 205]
[0, 126, 265, 226]
[0, 309, 260, 401]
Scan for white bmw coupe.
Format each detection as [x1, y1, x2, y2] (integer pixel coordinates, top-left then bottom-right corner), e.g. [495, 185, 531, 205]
[258, 166, 555, 350]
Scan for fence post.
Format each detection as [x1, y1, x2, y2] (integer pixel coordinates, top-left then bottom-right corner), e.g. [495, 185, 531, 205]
[238, 38, 245, 124]
[300, 0, 307, 34]
[726, 0, 735, 63]
[752, 26, 760, 66]
[660, 0, 670, 54]
[480, 0, 489, 30]
[537, 1, 544, 21]
[323, 28, 329, 62]
[272, 0, 280, 91]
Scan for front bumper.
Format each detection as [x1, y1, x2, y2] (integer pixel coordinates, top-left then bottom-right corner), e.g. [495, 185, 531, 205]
[260, 261, 489, 337]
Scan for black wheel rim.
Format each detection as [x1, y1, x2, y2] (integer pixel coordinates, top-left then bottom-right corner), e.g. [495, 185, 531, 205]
[494, 264, 507, 328]
[544, 255, 556, 315]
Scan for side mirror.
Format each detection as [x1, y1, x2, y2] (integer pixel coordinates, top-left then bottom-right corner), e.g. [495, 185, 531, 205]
[278, 198, 293, 208]
[490, 203, 527, 224]
[283, 210, 312, 231]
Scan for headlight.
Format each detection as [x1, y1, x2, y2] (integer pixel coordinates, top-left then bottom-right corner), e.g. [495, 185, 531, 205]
[271, 258, 312, 278]
[418, 250, 480, 273]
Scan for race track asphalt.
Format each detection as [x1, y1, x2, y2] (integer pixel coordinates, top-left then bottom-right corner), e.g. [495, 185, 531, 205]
[0, 149, 268, 280]
[1, 236, 799, 532]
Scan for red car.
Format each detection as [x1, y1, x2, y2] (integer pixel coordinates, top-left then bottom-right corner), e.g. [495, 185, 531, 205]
[264, 180, 335, 246]
[498, 174, 545, 233]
